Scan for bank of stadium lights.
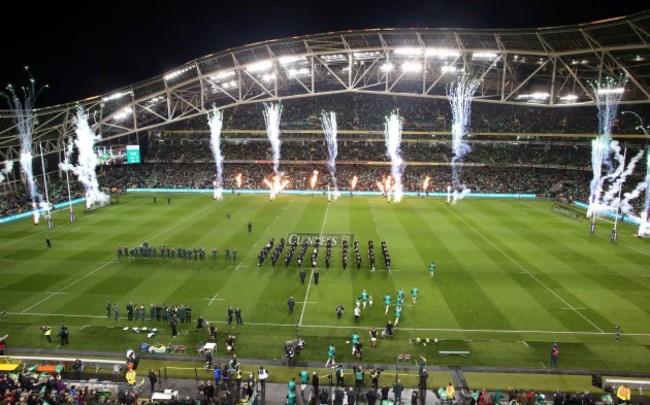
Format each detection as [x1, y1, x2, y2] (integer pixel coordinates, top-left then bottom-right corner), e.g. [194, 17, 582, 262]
[102, 91, 133, 103]
[246, 60, 273, 73]
[279, 56, 306, 65]
[210, 71, 236, 81]
[559, 94, 579, 103]
[393, 47, 460, 59]
[145, 95, 165, 107]
[401, 61, 422, 73]
[393, 47, 421, 56]
[425, 48, 460, 59]
[287, 67, 310, 78]
[163, 66, 195, 81]
[517, 92, 550, 102]
[353, 51, 380, 60]
[262, 73, 276, 82]
[320, 54, 347, 62]
[471, 52, 498, 60]
[441, 65, 460, 74]
[113, 106, 133, 121]
[379, 63, 394, 73]
[213, 80, 238, 92]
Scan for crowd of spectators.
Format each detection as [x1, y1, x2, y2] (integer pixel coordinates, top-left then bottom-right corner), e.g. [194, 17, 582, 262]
[2, 94, 649, 219]
[98, 163, 591, 199]
[0, 371, 133, 405]
[167, 93, 650, 135]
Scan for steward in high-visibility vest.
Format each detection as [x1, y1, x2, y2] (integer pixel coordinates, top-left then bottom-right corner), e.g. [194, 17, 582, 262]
[126, 368, 137, 385]
[616, 385, 631, 404]
[446, 382, 456, 399]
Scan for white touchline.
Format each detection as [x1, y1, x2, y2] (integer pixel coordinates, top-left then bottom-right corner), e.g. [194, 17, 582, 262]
[10, 312, 650, 337]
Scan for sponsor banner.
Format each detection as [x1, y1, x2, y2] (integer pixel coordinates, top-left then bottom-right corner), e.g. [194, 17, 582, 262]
[287, 232, 355, 247]
[552, 203, 584, 222]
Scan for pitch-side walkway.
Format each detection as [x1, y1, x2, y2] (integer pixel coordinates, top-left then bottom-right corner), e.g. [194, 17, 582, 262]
[8, 347, 650, 404]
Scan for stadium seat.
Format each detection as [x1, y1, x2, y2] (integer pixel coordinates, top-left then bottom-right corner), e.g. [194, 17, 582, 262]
[397, 354, 404, 364]
[404, 353, 411, 364]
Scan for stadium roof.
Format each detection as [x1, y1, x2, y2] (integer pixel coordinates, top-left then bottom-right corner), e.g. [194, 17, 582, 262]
[1, 9, 649, 160]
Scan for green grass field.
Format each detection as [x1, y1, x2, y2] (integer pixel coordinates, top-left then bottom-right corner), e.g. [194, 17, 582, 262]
[1, 193, 649, 372]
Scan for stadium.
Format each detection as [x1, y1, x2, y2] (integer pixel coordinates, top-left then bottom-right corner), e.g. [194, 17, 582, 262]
[1, 8, 650, 405]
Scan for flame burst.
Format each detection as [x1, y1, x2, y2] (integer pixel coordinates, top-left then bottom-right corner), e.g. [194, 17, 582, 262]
[264, 174, 290, 200]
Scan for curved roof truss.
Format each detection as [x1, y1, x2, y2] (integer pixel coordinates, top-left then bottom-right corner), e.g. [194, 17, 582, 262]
[1, 10, 649, 160]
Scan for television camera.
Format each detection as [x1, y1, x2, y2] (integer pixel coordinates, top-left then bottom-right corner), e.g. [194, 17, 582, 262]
[284, 338, 305, 366]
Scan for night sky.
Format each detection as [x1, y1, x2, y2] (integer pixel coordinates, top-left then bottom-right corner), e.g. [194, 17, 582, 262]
[1, 0, 645, 107]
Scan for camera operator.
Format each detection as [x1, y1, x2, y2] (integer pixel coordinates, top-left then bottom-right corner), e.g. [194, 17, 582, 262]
[58, 323, 69, 346]
[40, 325, 52, 344]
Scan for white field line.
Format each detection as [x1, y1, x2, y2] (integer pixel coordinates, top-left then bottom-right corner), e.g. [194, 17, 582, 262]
[298, 199, 332, 327]
[205, 293, 226, 306]
[10, 312, 650, 337]
[445, 205, 605, 333]
[298, 270, 314, 328]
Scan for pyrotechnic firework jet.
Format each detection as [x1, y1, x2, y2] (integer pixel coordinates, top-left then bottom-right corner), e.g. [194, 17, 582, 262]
[384, 111, 405, 203]
[0, 160, 14, 183]
[68, 107, 110, 210]
[208, 107, 224, 200]
[621, 150, 650, 237]
[0, 69, 47, 224]
[639, 151, 650, 237]
[621, 111, 650, 236]
[60, 138, 75, 222]
[321, 111, 340, 200]
[447, 75, 480, 203]
[603, 145, 645, 215]
[645, 151, 650, 215]
[263, 103, 283, 175]
[588, 76, 626, 218]
[422, 176, 430, 197]
[588, 137, 610, 217]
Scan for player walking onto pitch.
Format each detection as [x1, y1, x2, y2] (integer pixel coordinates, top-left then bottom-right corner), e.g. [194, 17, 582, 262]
[411, 287, 419, 304]
[394, 306, 402, 326]
[325, 344, 336, 367]
[383, 293, 391, 315]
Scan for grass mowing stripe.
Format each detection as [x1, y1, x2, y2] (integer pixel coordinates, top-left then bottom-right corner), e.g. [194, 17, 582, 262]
[497, 202, 650, 328]
[3, 194, 650, 371]
[443, 201, 605, 333]
[20, 260, 117, 313]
